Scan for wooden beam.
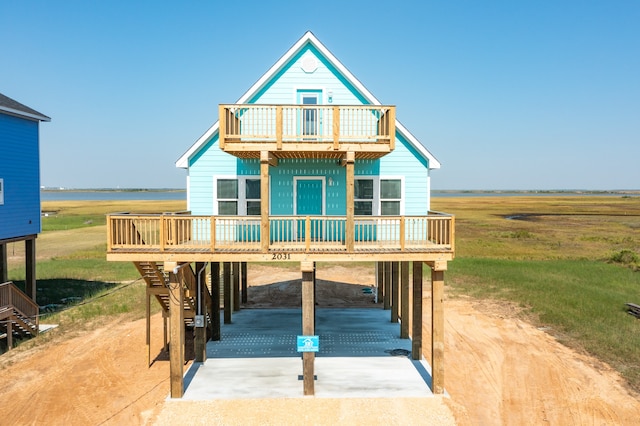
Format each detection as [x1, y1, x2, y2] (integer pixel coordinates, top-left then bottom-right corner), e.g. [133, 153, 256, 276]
[241, 262, 248, 304]
[260, 151, 270, 253]
[345, 151, 355, 252]
[426, 260, 448, 271]
[163, 310, 169, 352]
[108, 250, 455, 264]
[411, 261, 423, 361]
[7, 316, 12, 350]
[332, 106, 340, 150]
[383, 262, 391, 310]
[223, 262, 232, 324]
[391, 262, 399, 323]
[146, 290, 151, 366]
[376, 262, 383, 304]
[0, 243, 7, 283]
[276, 106, 283, 150]
[218, 105, 226, 149]
[166, 262, 184, 398]
[400, 261, 410, 338]
[25, 238, 36, 301]
[388, 106, 396, 150]
[211, 262, 221, 341]
[233, 262, 240, 311]
[432, 268, 445, 394]
[195, 262, 207, 363]
[301, 261, 315, 396]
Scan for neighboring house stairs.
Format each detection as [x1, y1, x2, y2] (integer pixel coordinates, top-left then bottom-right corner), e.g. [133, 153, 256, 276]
[0, 281, 39, 348]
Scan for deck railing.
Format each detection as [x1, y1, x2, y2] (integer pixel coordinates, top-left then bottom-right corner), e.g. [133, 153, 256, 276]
[0, 281, 39, 330]
[107, 213, 454, 254]
[219, 104, 395, 150]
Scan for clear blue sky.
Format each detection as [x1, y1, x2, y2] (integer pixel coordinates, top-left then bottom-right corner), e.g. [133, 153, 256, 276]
[2, 1, 639, 190]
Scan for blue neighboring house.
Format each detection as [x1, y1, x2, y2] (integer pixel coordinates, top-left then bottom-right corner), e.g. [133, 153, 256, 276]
[0, 92, 50, 301]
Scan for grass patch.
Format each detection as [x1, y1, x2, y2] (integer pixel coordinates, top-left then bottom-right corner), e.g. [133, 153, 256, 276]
[448, 257, 640, 390]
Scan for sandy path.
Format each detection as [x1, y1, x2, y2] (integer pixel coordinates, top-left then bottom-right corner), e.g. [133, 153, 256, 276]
[1, 265, 639, 425]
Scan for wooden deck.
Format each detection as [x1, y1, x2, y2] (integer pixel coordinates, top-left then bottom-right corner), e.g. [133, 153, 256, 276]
[219, 104, 395, 159]
[106, 213, 454, 263]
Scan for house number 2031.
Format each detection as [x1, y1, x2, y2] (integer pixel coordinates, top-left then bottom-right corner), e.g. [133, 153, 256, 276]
[272, 253, 291, 260]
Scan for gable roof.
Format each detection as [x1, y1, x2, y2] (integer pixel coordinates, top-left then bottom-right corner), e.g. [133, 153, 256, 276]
[176, 31, 440, 169]
[0, 93, 50, 122]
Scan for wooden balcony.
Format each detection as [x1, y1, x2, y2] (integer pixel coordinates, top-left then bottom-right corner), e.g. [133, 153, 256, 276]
[219, 104, 396, 160]
[106, 213, 454, 263]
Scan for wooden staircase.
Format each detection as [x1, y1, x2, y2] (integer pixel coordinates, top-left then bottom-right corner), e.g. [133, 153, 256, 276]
[134, 261, 212, 328]
[0, 282, 39, 349]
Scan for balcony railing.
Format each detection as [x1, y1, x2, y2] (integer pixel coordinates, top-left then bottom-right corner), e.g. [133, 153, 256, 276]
[218, 104, 395, 155]
[107, 213, 454, 254]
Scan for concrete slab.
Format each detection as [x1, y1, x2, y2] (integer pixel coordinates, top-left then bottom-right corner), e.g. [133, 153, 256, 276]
[181, 308, 435, 400]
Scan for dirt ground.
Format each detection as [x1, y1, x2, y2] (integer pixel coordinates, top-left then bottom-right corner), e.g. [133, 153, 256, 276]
[1, 264, 639, 425]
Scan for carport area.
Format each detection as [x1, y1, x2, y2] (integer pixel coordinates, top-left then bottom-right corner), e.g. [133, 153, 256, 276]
[180, 308, 435, 400]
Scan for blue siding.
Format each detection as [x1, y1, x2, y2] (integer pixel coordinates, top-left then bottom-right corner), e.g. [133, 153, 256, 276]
[271, 159, 344, 215]
[379, 132, 430, 215]
[186, 40, 431, 216]
[0, 113, 41, 240]
[250, 45, 368, 105]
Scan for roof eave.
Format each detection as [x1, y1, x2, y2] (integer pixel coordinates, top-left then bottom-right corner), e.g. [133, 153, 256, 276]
[0, 106, 51, 122]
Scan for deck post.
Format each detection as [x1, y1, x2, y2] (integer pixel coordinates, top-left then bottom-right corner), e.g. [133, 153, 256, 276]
[301, 261, 315, 396]
[332, 106, 340, 150]
[211, 262, 221, 341]
[0, 243, 7, 283]
[163, 310, 168, 352]
[218, 105, 226, 149]
[166, 262, 184, 398]
[146, 289, 151, 366]
[195, 262, 207, 363]
[376, 262, 383, 303]
[391, 262, 399, 323]
[400, 261, 410, 338]
[260, 151, 270, 253]
[233, 262, 240, 311]
[383, 262, 391, 310]
[223, 262, 232, 324]
[344, 151, 355, 252]
[276, 106, 283, 150]
[430, 264, 446, 394]
[241, 262, 248, 304]
[25, 237, 36, 301]
[411, 261, 423, 361]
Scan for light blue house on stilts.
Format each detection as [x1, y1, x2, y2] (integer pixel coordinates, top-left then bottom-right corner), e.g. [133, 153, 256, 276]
[107, 31, 454, 398]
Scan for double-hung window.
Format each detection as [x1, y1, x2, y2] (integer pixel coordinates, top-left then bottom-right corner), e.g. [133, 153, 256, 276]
[216, 177, 261, 215]
[354, 178, 374, 215]
[0, 178, 4, 205]
[353, 177, 402, 215]
[380, 179, 401, 215]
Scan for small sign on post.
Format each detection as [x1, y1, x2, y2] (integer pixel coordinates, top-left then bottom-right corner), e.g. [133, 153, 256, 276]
[297, 335, 319, 352]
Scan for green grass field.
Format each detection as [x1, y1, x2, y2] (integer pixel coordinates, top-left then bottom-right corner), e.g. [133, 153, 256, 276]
[432, 196, 640, 389]
[4, 197, 640, 390]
